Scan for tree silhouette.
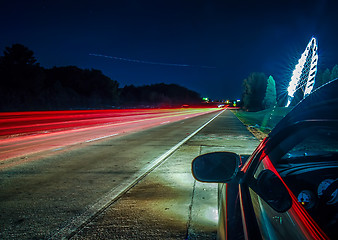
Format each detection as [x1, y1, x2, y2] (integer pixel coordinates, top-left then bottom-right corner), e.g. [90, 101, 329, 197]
[120, 83, 201, 107]
[262, 75, 277, 109]
[1, 44, 38, 66]
[314, 64, 338, 90]
[242, 72, 267, 111]
[0, 44, 45, 110]
[331, 65, 338, 81]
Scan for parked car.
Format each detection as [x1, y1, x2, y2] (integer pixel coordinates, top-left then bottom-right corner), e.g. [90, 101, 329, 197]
[192, 79, 338, 239]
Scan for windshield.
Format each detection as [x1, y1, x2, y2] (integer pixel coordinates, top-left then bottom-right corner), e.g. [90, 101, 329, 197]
[281, 126, 338, 160]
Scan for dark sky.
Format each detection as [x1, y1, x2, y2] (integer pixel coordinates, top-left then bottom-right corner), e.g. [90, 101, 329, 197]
[1, 0, 338, 100]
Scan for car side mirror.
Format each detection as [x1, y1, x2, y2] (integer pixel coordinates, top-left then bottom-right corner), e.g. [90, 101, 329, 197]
[255, 169, 292, 213]
[192, 152, 240, 183]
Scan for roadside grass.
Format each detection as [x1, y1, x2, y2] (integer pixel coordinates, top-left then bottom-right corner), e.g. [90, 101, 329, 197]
[231, 107, 291, 138]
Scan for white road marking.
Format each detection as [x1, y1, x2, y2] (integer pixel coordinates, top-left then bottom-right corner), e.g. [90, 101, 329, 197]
[52, 147, 64, 151]
[49, 110, 225, 240]
[85, 133, 119, 143]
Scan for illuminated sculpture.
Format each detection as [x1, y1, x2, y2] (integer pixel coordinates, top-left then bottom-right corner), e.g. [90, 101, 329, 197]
[286, 37, 318, 107]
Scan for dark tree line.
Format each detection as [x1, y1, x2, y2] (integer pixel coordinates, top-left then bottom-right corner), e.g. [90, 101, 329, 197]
[315, 65, 338, 88]
[120, 83, 201, 107]
[43, 66, 119, 110]
[0, 44, 201, 111]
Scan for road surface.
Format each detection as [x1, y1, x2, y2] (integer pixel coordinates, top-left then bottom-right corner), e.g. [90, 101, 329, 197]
[0, 108, 219, 162]
[0, 109, 260, 239]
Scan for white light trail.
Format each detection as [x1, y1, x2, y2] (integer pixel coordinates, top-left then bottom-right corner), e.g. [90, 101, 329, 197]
[285, 37, 318, 107]
[304, 39, 318, 97]
[89, 53, 216, 69]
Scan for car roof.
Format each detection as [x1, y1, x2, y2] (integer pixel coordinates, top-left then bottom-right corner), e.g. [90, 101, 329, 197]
[269, 78, 338, 137]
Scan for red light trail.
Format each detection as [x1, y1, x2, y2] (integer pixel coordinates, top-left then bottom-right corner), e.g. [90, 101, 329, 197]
[261, 152, 328, 239]
[0, 108, 220, 163]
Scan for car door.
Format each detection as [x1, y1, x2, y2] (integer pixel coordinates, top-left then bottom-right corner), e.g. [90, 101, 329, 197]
[247, 123, 337, 239]
[248, 155, 314, 239]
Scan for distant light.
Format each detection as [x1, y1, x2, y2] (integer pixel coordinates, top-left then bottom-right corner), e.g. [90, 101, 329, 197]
[236, 99, 241, 102]
[202, 97, 209, 101]
[286, 37, 318, 107]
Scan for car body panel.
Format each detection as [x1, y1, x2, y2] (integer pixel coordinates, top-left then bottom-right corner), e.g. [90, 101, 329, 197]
[193, 79, 338, 239]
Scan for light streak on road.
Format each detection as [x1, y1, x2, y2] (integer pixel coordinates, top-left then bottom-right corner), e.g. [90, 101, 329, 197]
[0, 108, 221, 163]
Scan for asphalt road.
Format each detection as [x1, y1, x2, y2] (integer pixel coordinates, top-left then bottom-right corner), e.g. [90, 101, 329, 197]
[0, 109, 260, 239]
[71, 110, 260, 240]
[0, 108, 218, 161]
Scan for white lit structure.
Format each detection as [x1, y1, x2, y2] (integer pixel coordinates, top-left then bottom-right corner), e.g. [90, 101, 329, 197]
[286, 37, 318, 107]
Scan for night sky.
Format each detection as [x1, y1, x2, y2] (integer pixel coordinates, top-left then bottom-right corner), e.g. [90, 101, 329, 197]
[1, 0, 338, 100]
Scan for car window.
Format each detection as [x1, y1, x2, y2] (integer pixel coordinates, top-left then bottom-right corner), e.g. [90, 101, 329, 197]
[252, 125, 338, 239]
[281, 127, 338, 159]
